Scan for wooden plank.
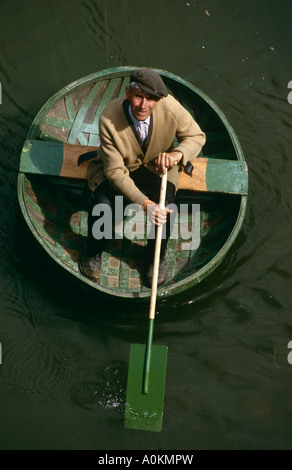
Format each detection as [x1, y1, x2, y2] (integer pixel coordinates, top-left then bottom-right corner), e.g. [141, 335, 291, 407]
[179, 158, 208, 192]
[19, 140, 248, 195]
[179, 158, 248, 195]
[20, 140, 63, 176]
[206, 158, 248, 195]
[19, 140, 97, 179]
[61, 143, 97, 178]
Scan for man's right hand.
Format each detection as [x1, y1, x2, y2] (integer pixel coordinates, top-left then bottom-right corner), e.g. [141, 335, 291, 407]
[141, 199, 172, 227]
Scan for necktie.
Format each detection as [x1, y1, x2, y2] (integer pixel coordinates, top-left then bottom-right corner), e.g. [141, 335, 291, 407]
[136, 121, 148, 142]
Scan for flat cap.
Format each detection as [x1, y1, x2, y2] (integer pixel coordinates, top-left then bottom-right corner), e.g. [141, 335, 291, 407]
[130, 68, 168, 98]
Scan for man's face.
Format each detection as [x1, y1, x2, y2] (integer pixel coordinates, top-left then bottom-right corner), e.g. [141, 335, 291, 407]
[126, 86, 160, 121]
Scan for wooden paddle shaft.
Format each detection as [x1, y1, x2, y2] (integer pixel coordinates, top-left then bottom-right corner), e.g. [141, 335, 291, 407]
[149, 171, 168, 320]
[143, 171, 168, 394]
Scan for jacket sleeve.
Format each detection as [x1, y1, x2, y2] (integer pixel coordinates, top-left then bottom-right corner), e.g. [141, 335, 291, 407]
[172, 100, 206, 166]
[99, 116, 147, 206]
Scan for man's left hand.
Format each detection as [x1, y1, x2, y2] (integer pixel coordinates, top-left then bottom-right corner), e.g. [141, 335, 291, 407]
[156, 151, 183, 174]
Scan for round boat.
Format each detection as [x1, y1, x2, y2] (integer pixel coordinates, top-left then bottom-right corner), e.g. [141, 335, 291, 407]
[17, 66, 248, 300]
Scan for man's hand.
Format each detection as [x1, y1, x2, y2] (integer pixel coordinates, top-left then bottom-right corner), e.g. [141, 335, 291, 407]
[156, 150, 183, 174]
[141, 199, 173, 227]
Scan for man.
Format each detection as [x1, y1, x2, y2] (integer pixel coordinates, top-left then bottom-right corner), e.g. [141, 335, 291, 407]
[79, 68, 206, 286]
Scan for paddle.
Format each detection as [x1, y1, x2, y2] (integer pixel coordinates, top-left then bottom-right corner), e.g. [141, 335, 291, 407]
[124, 171, 168, 432]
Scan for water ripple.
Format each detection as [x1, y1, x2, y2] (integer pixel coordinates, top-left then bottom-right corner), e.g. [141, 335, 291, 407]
[68, 361, 127, 414]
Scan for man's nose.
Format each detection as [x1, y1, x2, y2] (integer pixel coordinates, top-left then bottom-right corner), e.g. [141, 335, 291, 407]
[140, 98, 147, 109]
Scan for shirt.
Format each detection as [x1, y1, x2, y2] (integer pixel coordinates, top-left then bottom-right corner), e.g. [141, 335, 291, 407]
[128, 105, 150, 142]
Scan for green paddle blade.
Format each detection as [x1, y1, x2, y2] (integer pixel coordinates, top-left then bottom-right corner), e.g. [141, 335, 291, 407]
[124, 343, 168, 432]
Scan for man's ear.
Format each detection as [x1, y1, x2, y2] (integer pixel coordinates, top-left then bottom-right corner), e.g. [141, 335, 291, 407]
[125, 86, 130, 99]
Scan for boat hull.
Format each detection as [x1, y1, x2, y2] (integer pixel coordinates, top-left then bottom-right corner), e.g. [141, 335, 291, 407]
[17, 67, 248, 300]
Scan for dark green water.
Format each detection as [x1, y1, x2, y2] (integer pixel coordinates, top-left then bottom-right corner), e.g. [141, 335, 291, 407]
[0, 0, 292, 450]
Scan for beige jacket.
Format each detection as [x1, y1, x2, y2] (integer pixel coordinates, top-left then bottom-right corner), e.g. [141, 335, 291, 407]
[87, 94, 206, 205]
